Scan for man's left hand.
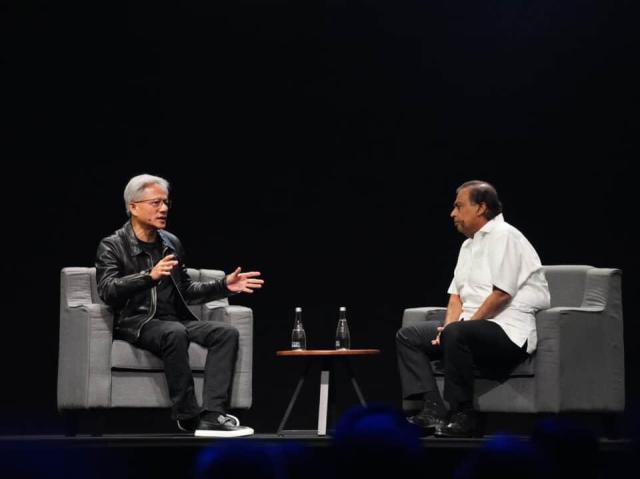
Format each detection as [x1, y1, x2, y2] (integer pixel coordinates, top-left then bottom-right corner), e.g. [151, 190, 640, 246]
[225, 267, 264, 294]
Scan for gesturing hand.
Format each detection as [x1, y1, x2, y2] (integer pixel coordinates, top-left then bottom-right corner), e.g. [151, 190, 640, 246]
[150, 254, 179, 281]
[225, 267, 264, 294]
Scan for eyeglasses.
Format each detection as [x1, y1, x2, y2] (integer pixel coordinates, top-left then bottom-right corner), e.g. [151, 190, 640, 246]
[132, 198, 172, 209]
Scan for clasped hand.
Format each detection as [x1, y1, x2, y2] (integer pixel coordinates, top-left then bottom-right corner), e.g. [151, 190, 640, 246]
[431, 326, 445, 346]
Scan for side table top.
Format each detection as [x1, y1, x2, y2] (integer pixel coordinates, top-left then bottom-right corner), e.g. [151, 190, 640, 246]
[276, 349, 381, 357]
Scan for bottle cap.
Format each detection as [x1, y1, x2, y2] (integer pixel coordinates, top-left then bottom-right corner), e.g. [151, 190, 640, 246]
[295, 307, 302, 312]
[339, 306, 346, 311]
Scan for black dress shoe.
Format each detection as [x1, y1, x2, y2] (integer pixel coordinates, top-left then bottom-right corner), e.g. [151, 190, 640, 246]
[406, 410, 447, 435]
[435, 411, 477, 438]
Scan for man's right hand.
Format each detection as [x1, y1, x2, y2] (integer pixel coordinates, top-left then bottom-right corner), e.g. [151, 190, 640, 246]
[150, 254, 178, 281]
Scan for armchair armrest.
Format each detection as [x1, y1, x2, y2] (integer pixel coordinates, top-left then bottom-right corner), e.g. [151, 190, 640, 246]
[534, 306, 624, 411]
[202, 303, 253, 373]
[202, 302, 253, 409]
[57, 303, 114, 409]
[401, 307, 447, 328]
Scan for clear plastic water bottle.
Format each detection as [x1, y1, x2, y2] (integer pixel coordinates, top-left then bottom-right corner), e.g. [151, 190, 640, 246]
[335, 306, 351, 350]
[291, 307, 307, 350]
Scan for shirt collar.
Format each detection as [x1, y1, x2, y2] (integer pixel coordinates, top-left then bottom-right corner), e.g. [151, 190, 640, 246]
[476, 213, 504, 236]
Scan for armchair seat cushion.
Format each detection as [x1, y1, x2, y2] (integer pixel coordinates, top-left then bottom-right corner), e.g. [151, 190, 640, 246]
[111, 340, 208, 372]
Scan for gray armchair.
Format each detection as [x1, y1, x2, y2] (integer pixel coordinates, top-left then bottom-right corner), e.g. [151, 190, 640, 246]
[57, 267, 253, 430]
[401, 265, 624, 414]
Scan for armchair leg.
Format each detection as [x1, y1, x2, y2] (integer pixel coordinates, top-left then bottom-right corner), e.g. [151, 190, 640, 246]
[61, 410, 79, 437]
[603, 413, 621, 439]
[90, 413, 106, 437]
[475, 412, 486, 437]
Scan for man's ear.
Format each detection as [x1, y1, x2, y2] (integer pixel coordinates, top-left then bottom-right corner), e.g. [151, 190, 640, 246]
[476, 202, 487, 217]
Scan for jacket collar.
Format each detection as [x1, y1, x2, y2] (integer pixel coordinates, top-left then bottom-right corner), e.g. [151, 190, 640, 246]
[122, 221, 175, 256]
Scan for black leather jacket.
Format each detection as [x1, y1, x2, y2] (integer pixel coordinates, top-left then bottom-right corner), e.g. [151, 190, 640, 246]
[95, 221, 232, 343]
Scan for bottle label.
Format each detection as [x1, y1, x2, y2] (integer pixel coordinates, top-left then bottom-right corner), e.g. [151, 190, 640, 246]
[292, 341, 301, 349]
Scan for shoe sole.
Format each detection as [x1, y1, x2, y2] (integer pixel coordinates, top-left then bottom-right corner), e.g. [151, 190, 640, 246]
[406, 417, 444, 435]
[178, 414, 239, 432]
[177, 422, 196, 433]
[433, 429, 475, 438]
[194, 427, 255, 438]
[407, 420, 435, 435]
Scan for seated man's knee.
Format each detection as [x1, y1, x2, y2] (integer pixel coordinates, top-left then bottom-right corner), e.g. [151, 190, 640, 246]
[396, 322, 439, 348]
[441, 320, 463, 344]
[396, 326, 410, 344]
[210, 323, 239, 346]
[225, 325, 240, 343]
[396, 326, 420, 347]
[162, 322, 189, 345]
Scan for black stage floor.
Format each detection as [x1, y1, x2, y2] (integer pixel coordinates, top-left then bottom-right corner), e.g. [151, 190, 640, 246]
[0, 433, 633, 479]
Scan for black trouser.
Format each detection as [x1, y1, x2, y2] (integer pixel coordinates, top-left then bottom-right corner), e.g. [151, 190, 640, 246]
[396, 319, 527, 411]
[135, 317, 239, 420]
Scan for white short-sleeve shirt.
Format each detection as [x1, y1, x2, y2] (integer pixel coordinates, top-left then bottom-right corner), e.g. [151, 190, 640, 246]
[447, 214, 550, 353]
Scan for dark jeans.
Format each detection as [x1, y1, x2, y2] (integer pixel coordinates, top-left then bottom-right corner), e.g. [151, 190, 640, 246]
[396, 319, 527, 411]
[135, 317, 239, 420]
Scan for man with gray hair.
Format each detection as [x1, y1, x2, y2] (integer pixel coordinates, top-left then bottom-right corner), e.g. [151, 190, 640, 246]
[396, 180, 550, 437]
[96, 174, 263, 437]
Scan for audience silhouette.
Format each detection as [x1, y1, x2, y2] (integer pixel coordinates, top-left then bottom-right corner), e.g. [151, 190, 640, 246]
[454, 434, 546, 479]
[531, 416, 600, 479]
[331, 404, 424, 477]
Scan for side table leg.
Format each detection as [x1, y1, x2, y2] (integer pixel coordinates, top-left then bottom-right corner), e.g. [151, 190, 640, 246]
[345, 359, 367, 407]
[277, 359, 311, 435]
[317, 368, 330, 435]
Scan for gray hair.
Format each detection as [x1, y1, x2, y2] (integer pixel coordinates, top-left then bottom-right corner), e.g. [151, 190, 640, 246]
[123, 174, 170, 217]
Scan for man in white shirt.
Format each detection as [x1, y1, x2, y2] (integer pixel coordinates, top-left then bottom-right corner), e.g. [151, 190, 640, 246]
[396, 180, 550, 437]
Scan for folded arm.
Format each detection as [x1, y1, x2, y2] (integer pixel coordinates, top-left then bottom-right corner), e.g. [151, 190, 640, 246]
[469, 286, 512, 320]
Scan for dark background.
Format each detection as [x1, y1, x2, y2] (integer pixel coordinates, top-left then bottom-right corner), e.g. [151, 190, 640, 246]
[3, 1, 637, 434]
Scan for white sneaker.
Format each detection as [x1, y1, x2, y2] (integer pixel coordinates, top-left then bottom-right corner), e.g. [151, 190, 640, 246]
[195, 414, 254, 438]
[223, 413, 240, 427]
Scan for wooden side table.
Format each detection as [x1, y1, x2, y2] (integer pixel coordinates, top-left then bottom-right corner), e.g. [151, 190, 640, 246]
[275, 349, 381, 436]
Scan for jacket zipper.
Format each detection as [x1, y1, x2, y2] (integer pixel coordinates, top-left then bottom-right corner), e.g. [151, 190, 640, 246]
[135, 253, 157, 340]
